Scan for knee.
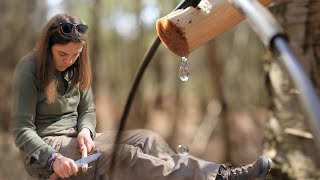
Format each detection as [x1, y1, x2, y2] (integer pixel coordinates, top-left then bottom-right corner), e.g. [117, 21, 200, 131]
[139, 129, 161, 139]
[132, 129, 164, 144]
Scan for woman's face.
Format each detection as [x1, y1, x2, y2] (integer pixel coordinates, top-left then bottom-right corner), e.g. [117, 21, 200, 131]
[51, 42, 84, 72]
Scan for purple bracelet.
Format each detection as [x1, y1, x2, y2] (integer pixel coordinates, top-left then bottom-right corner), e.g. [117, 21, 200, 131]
[47, 152, 63, 175]
[47, 152, 58, 175]
[47, 152, 56, 166]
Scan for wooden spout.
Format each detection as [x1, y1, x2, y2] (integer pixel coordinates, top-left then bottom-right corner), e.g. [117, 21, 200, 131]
[156, 0, 275, 57]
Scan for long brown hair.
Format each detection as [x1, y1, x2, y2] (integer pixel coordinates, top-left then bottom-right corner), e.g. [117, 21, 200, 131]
[34, 13, 91, 103]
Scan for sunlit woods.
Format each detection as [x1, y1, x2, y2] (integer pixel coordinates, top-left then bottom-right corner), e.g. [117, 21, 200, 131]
[0, 0, 47, 131]
[0, 1, 48, 179]
[1, 0, 319, 179]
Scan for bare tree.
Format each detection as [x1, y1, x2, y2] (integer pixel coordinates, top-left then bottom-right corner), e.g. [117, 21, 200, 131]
[264, 0, 320, 179]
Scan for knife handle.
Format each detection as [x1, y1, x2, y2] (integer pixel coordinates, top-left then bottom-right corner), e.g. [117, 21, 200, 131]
[49, 173, 59, 180]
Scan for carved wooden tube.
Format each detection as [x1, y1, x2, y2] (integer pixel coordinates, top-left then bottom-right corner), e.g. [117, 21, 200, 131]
[156, 0, 275, 57]
[81, 148, 88, 171]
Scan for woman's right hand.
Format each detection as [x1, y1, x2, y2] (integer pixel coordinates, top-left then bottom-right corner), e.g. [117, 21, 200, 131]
[52, 154, 78, 179]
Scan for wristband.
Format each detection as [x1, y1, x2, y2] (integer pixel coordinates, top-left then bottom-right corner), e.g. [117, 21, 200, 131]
[47, 153, 62, 175]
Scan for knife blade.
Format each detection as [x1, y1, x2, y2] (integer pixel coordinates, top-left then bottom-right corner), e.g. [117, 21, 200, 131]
[75, 151, 102, 167]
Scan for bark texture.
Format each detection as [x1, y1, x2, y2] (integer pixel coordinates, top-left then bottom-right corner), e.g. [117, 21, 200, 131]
[264, 0, 320, 179]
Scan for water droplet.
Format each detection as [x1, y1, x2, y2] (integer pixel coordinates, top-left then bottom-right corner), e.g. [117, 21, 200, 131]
[179, 66, 189, 81]
[176, 144, 189, 156]
[179, 56, 190, 82]
[181, 56, 188, 63]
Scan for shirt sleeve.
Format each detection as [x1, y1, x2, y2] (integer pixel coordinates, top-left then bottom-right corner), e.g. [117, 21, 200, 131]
[77, 87, 97, 139]
[12, 61, 57, 167]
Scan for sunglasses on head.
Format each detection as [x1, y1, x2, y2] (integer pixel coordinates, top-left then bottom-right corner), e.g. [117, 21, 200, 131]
[59, 22, 88, 34]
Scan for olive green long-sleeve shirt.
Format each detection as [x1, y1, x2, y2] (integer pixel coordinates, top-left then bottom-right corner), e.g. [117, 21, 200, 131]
[12, 53, 96, 167]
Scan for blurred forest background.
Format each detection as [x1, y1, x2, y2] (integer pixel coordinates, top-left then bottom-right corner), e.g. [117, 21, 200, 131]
[1, 0, 320, 179]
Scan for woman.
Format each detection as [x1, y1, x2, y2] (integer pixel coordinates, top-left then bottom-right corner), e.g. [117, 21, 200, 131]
[12, 13, 271, 180]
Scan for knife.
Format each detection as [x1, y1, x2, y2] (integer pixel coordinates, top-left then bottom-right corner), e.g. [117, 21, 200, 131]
[75, 151, 102, 167]
[49, 151, 102, 180]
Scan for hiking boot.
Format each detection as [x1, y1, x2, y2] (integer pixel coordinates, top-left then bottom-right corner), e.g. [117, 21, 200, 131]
[216, 155, 272, 180]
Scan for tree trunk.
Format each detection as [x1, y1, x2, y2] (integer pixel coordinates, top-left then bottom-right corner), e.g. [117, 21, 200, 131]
[265, 0, 320, 179]
[90, 0, 102, 92]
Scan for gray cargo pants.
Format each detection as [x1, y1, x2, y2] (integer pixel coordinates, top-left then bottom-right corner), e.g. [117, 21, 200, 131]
[22, 129, 220, 180]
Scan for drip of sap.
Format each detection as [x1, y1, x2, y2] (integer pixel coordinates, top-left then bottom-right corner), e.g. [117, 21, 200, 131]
[176, 144, 189, 156]
[179, 56, 189, 81]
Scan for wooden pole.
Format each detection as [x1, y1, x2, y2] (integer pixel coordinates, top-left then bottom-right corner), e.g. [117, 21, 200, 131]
[156, 0, 275, 57]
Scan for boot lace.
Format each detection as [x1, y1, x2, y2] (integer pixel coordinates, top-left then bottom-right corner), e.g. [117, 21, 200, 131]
[218, 162, 253, 180]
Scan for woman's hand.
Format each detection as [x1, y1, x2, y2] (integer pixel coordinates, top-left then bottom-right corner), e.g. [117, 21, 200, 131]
[52, 154, 78, 178]
[77, 128, 95, 153]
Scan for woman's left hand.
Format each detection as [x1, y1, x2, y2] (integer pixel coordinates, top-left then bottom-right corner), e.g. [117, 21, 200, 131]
[77, 128, 95, 153]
